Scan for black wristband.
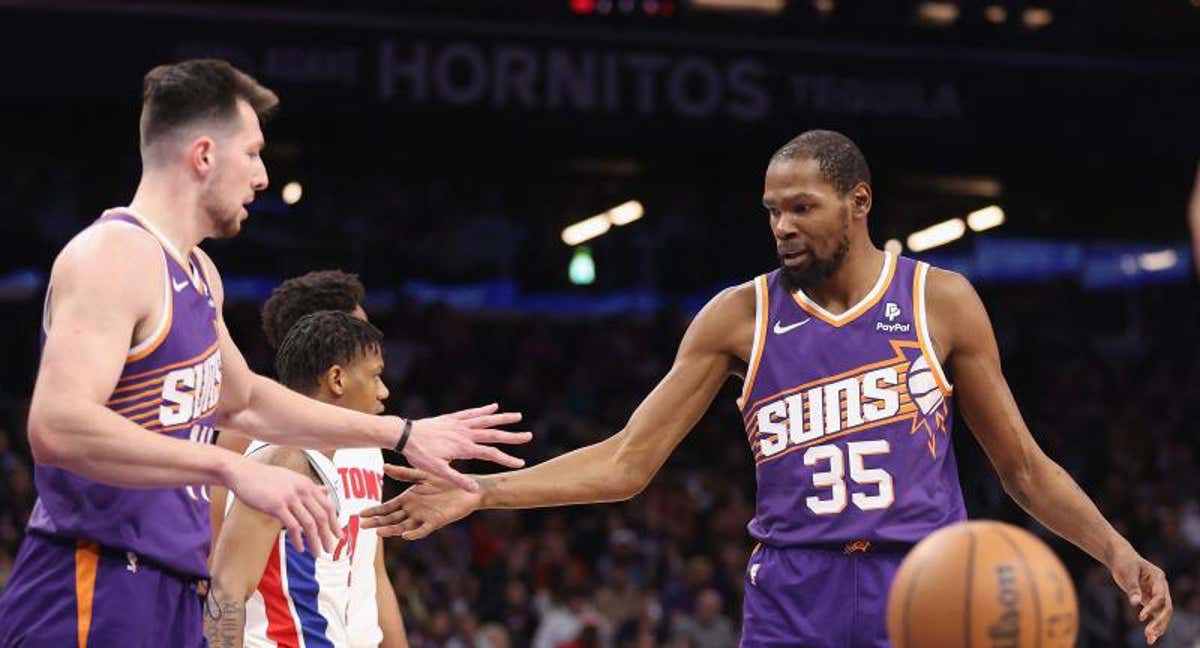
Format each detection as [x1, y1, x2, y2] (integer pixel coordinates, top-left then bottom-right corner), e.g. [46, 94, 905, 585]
[394, 418, 413, 454]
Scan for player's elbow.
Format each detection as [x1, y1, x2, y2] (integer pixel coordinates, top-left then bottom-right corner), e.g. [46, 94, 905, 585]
[997, 451, 1042, 506]
[27, 405, 76, 467]
[608, 436, 656, 501]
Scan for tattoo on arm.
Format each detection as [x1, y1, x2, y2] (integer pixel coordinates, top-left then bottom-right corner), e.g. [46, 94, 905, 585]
[203, 592, 247, 648]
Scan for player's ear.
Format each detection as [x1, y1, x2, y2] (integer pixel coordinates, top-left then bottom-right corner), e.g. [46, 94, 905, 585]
[324, 365, 345, 398]
[190, 137, 216, 177]
[849, 182, 872, 220]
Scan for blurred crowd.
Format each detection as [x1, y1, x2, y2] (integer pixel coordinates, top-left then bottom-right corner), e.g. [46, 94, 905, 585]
[1, 276, 1198, 647]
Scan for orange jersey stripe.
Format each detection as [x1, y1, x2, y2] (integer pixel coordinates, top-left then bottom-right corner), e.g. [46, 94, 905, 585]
[146, 404, 219, 434]
[753, 408, 918, 464]
[127, 295, 174, 364]
[738, 275, 770, 409]
[116, 340, 219, 384]
[74, 541, 99, 648]
[742, 339, 919, 424]
[790, 253, 897, 327]
[108, 385, 161, 408]
[913, 263, 952, 396]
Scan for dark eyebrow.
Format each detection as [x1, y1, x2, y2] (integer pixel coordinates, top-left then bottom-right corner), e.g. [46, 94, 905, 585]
[763, 191, 821, 208]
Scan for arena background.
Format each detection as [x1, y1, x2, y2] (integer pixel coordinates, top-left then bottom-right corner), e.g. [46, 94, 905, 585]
[0, 1, 1198, 646]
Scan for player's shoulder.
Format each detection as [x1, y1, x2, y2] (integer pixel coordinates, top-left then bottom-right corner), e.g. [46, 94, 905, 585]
[705, 279, 758, 321]
[684, 278, 759, 359]
[921, 264, 980, 310]
[54, 218, 161, 280]
[248, 443, 321, 483]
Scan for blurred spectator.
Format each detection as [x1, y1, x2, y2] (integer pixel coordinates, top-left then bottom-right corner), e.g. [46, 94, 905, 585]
[0, 273, 1197, 647]
[669, 588, 736, 648]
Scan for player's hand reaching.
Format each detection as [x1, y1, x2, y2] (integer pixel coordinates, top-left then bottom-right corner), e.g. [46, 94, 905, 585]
[402, 403, 530, 493]
[225, 456, 341, 554]
[1110, 549, 1172, 644]
[359, 465, 481, 540]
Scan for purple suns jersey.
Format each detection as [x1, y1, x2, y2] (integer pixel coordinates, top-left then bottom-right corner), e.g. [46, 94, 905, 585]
[27, 207, 221, 578]
[738, 253, 966, 547]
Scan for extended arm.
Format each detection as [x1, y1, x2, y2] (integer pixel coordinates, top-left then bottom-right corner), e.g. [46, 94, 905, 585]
[361, 283, 755, 538]
[193, 250, 531, 492]
[927, 268, 1171, 644]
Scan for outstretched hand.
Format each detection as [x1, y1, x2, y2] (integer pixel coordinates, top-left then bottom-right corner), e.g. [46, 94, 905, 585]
[1110, 551, 1172, 645]
[402, 403, 530, 493]
[226, 457, 341, 554]
[359, 465, 481, 540]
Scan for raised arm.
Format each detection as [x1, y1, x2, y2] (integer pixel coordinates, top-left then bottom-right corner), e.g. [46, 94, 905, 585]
[205, 447, 314, 648]
[361, 282, 756, 538]
[192, 250, 531, 492]
[926, 268, 1171, 645]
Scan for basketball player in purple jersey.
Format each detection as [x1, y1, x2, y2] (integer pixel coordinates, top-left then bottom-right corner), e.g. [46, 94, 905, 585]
[0, 60, 528, 647]
[365, 131, 1173, 645]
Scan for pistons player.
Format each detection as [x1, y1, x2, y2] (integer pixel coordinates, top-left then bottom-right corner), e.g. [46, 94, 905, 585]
[208, 311, 404, 647]
[211, 270, 405, 648]
[366, 130, 1173, 646]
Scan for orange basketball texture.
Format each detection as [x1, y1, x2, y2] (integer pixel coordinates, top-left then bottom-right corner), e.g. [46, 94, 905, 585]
[886, 520, 1078, 648]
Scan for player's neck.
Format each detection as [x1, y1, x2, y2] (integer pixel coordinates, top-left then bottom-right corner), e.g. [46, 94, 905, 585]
[127, 173, 208, 256]
[800, 243, 886, 314]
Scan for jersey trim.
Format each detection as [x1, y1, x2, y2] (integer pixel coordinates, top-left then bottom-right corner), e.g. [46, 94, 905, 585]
[74, 540, 100, 648]
[790, 252, 896, 327]
[126, 259, 175, 363]
[737, 275, 770, 410]
[913, 262, 953, 395]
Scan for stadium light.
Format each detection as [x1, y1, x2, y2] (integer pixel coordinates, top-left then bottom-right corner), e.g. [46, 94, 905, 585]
[1022, 7, 1052, 29]
[562, 215, 611, 246]
[691, 0, 785, 13]
[917, 2, 959, 26]
[967, 205, 1005, 232]
[561, 200, 645, 246]
[608, 200, 644, 226]
[1138, 250, 1178, 272]
[282, 181, 303, 205]
[884, 238, 904, 255]
[984, 4, 1007, 23]
[907, 218, 966, 252]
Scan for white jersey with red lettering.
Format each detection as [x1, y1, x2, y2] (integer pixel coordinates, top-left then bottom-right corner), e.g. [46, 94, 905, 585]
[332, 448, 386, 648]
[232, 441, 352, 648]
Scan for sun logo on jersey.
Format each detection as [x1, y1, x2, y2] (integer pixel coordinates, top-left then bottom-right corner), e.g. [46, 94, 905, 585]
[743, 340, 951, 463]
[907, 353, 950, 457]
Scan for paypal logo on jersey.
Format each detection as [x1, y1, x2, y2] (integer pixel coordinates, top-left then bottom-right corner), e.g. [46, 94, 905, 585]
[876, 302, 910, 333]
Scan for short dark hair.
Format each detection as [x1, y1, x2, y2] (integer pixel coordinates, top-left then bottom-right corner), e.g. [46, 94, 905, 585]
[275, 311, 384, 393]
[769, 130, 871, 195]
[261, 270, 366, 350]
[139, 59, 279, 150]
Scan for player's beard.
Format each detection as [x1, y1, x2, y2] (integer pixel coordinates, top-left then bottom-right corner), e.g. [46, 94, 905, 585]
[778, 207, 850, 292]
[199, 189, 244, 239]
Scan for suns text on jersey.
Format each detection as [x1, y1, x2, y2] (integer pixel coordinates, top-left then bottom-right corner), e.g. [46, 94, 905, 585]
[160, 352, 222, 427]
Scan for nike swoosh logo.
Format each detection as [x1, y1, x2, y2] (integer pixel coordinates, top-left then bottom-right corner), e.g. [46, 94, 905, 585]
[773, 318, 811, 334]
[172, 278, 190, 292]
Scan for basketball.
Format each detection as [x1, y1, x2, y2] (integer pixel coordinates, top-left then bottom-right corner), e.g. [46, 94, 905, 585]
[886, 520, 1078, 648]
